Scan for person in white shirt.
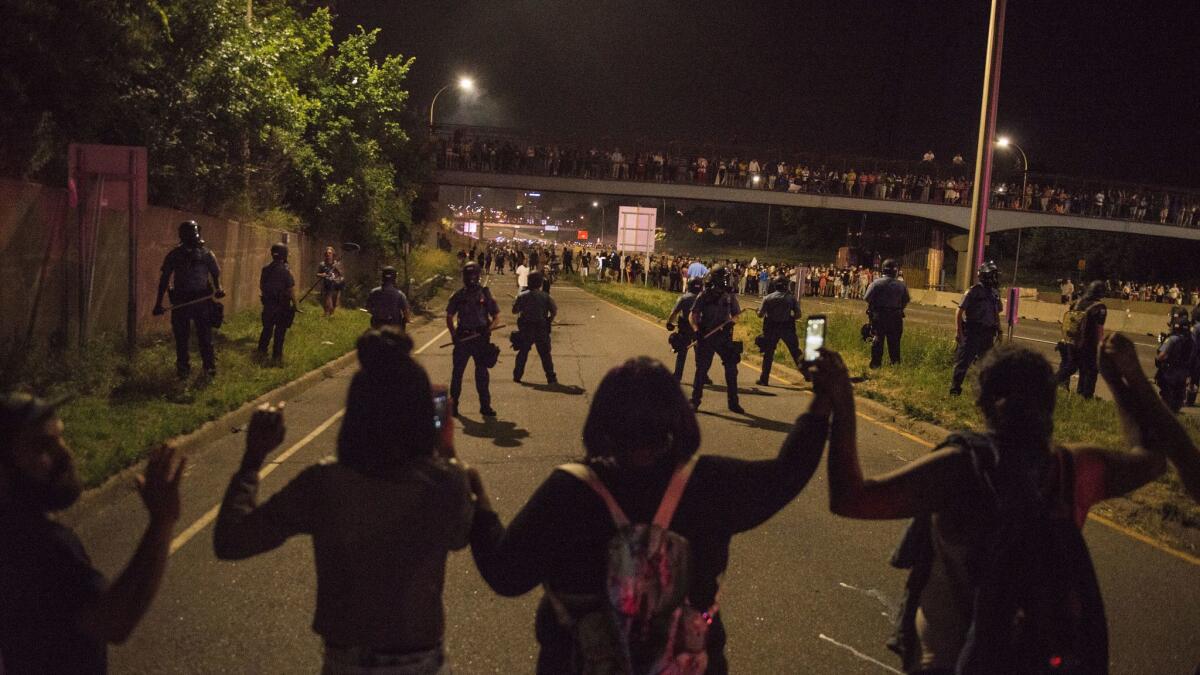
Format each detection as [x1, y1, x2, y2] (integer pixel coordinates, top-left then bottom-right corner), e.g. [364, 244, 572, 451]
[516, 262, 530, 290]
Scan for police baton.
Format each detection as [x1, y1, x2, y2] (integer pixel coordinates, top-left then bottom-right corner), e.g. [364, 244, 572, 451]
[297, 276, 326, 305]
[439, 325, 507, 349]
[686, 318, 736, 350]
[156, 293, 215, 314]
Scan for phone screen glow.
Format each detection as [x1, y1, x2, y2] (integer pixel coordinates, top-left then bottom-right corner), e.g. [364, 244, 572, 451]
[804, 318, 826, 362]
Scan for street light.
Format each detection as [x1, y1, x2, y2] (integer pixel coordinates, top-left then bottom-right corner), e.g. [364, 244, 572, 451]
[592, 201, 606, 244]
[995, 136, 1030, 303]
[429, 76, 475, 130]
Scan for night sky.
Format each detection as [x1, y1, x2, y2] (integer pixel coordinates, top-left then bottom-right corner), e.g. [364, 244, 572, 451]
[336, 1, 1199, 188]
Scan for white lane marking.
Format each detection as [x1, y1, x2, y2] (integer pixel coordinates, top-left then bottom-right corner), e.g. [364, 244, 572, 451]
[168, 327, 449, 556]
[818, 634, 903, 674]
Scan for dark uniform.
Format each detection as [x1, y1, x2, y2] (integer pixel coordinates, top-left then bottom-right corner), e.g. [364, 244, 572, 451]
[689, 270, 743, 413]
[154, 221, 223, 378]
[863, 265, 910, 369]
[512, 280, 558, 384]
[756, 282, 802, 384]
[950, 272, 1003, 395]
[1157, 310, 1194, 413]
[1188, 313, 1200, 407]
[667, 283, 702, 381]
[447, 272, 500, 416]
[1055, 286, 1107, 399]
[366, 275, 411, 330]
[257, 247, 295, 361]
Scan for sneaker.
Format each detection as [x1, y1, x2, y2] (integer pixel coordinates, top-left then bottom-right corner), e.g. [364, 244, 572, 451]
[728, 403, 746, 414]
[513, 372, 522, 383]
[690, 400, 701, 411]
[755, 378, 769, 386]
[480, 406, 497, 417]
[547, 376, 558, 385]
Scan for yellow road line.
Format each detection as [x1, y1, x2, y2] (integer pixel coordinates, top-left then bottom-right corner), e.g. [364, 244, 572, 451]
[581, 285, 1200, 567]
[169, 328, 448, 556]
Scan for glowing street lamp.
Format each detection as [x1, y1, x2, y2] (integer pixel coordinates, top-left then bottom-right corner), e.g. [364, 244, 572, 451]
[995, 135, 1031, 314]
[429, 76, 476, 130]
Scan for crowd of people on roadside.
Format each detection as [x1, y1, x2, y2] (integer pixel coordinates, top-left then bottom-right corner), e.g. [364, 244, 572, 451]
[435, 133, 1200, 227]
[1058, 277, 1200, 306]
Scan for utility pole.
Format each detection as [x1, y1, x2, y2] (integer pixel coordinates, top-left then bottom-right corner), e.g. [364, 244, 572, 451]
[960, 0, 1007, 291]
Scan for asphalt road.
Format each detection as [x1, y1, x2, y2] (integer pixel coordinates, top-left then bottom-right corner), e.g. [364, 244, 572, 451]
[72, 283, 1200, 673]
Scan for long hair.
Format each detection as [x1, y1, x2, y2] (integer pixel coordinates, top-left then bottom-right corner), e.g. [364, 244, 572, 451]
[337, 328, 437, 477]
[582, 357, 700, 469]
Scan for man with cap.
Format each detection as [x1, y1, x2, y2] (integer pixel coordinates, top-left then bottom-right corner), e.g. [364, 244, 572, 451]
[755, 275, 803, 385]
[446, 262, 501, 417]
[864, 258, 911, 369]
[512, 269, 558, 385]
[366, 266, 411, 330]
[257, 243, 297, 363]
[688, 264, 745, 413]
[1055, 280, 1107, 398]
[0, 393, 185, 673]
[666, 277, 705, 382]
[949, 261, 1004, 395]
[153, 220, 224, 378]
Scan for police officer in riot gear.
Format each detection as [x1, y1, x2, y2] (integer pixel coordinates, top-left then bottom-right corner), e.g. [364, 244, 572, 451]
[512, 270, 558, 385]
[1188, 306, 1200, 407]
[863, 258, 910, 369]
[666, 277, 704, 382]
[153, 220, 224, 378]
[257, 243, 296, 363]
[446, 262, 501, 417]
[755, 276, 802, 385]
[1055, 280, 1107, 398]
[949, 261, 1003, 396]
[688, 265, 745, 413]
[366, 266, 411, 330]
[1156, 306, 1194, 413]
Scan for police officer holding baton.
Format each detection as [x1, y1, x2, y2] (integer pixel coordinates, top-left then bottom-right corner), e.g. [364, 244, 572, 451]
[446, 262, 501, 417]
[950, 261, 1003, 396]
[864, 258, 910, 369]
[512, 270, 558, 385]
[666, 277, 704, 382]
[366, 266, 411, 330]
[689, 265, 745, 414]
[256, 243, 296, 363]
[153, 220, 224, 379]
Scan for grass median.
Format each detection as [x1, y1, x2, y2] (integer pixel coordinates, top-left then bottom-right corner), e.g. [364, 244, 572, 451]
[13, 296, 394, 488]
[574, 277, 1200, 556]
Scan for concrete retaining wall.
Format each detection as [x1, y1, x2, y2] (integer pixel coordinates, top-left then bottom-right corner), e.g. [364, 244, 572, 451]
[907, 287, 1166, 337]
[0, 179, 338, 351]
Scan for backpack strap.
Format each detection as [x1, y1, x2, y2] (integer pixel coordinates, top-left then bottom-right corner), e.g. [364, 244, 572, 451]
[557, 464, 631, 527]
[652, 457, 699, 529]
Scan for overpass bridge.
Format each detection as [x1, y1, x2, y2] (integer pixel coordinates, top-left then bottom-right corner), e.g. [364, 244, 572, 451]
[432, 169, 1200, 242]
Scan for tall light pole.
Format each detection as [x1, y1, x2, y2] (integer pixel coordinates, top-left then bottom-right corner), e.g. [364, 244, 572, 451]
[961, 0, 1008, 291]
[996, 136, 1029, 291]
[592, 200, 607, 245]
[429, 76, 475, 131]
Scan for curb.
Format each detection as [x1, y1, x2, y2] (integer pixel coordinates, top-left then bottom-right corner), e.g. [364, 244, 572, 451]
[59, 278, 449, 528]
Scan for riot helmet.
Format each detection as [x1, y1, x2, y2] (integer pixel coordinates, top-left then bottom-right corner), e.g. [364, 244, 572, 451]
[381, 265, 398, 283]
[462, 261, 482, 288]
[270, 243, 289, 262]
[686, 277, 703, 293]
[881, 258, 900, 278]
[178, 220, 202, 248]
[977, 261, 1000, 288]
[706, 264, 730, 291]
[1168, 306, 1191, 332]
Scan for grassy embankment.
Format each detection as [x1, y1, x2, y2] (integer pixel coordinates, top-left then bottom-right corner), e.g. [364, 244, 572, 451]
[14, 248, 457, 488]
[574, 277, 1200, 555]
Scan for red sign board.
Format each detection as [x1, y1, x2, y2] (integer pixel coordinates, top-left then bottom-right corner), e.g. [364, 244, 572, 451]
[576, 230, 588, 240]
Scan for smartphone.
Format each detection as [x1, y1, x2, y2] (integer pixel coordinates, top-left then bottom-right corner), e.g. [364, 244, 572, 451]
[804, 315, 827, 363]
[431, 385, 456, 458]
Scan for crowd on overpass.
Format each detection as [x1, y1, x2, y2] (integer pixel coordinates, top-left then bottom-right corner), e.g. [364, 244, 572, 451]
[435, 133, 1200, 228]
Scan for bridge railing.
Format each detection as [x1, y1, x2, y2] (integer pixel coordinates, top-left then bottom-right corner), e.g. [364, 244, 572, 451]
[430, 126, 1200, 229]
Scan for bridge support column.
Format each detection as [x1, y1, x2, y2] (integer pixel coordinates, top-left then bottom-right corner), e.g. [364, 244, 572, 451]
[926, 227, 945, 289]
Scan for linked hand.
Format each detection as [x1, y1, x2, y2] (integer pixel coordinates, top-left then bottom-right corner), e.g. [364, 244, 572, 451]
[242, 403, 286, 472]
[136, 444, 186, 527]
